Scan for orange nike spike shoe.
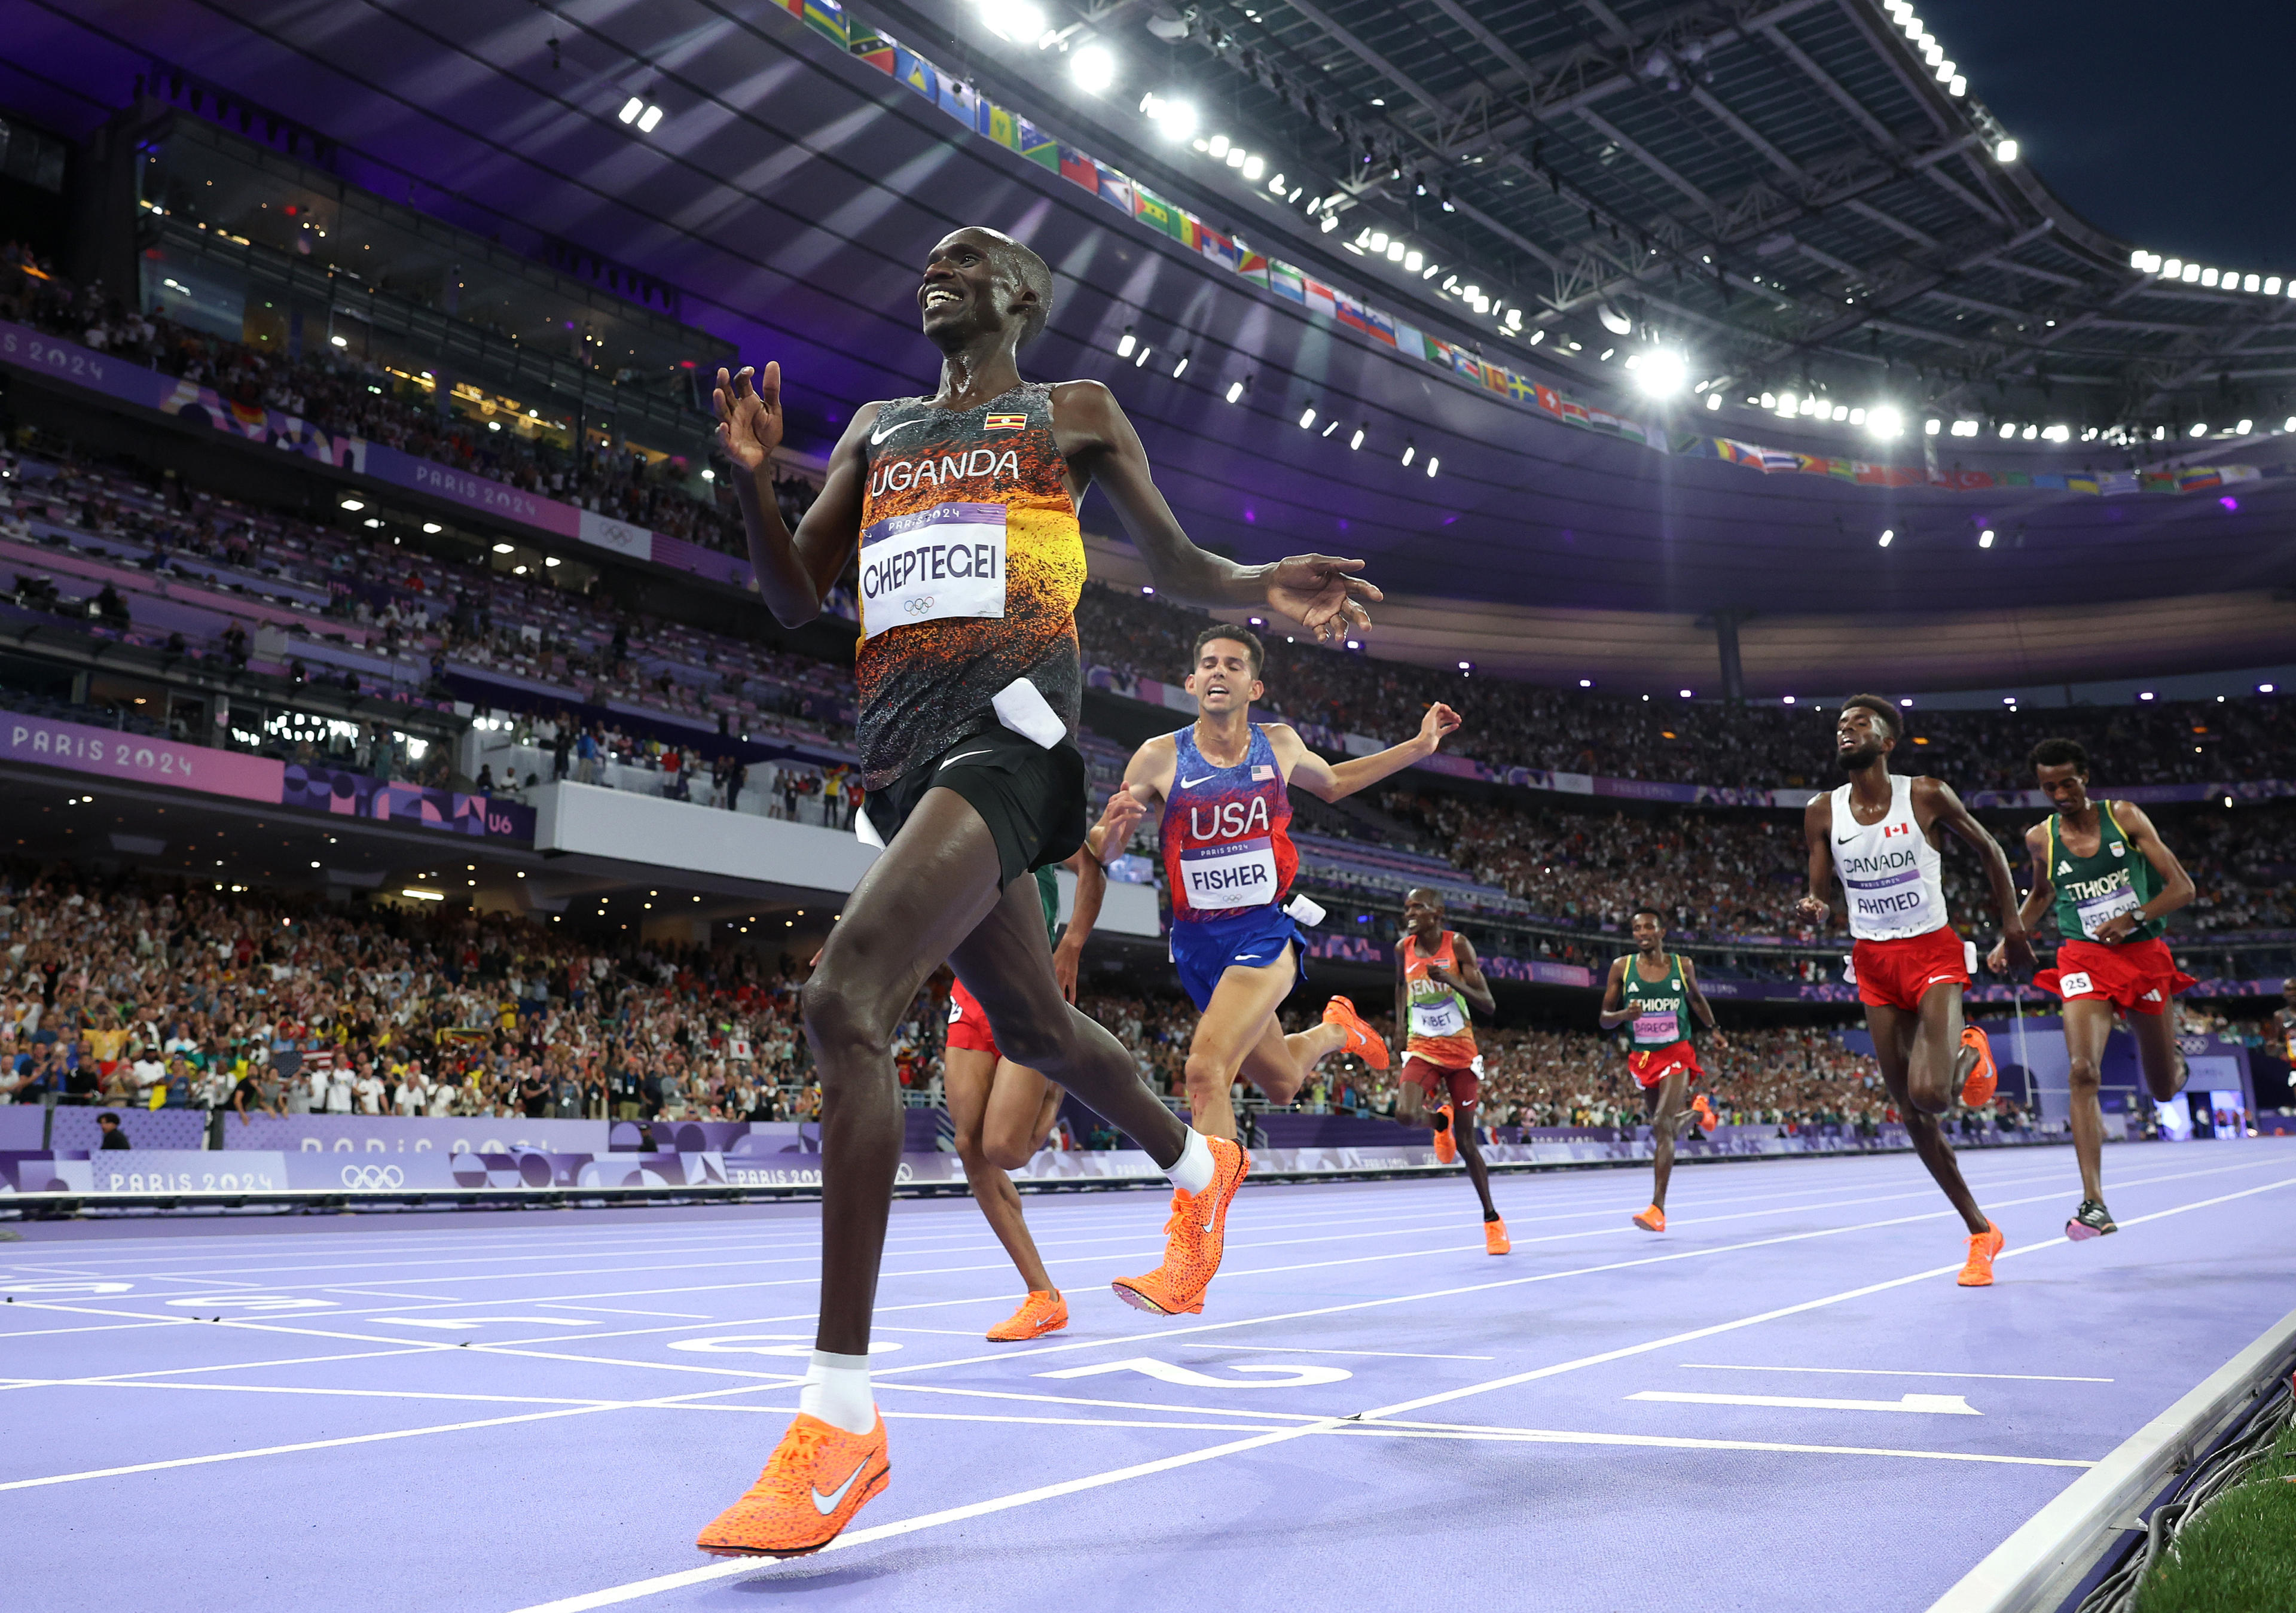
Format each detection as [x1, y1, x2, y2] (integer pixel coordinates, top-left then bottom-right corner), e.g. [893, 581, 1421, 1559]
[1692, 1093, 1718, 1134]
[1431, 1103, 1458, 1164]
[1957, 1219, 2005, 1287]
[697, 1412, 889, 1559]
[1959, 1026, 1999, 1109]
[1484, 1217, 1511, 1255]
[1321, 995, 1391, 1070]
[1113, 1136, 1250, 1315]
[986, 1290, 1068, 1341]
[1632, 1204, 1666, 1233]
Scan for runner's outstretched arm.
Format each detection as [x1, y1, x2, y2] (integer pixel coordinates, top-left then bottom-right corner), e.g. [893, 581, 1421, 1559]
[2096, 801, 2195, 941]
[1915, 778, 2036, 974]
[1054, 380, 1379, 642]
[1049, 795, 1128, 1002]
[1273, 704, 1461, 801]
[715, 362, 868, 626]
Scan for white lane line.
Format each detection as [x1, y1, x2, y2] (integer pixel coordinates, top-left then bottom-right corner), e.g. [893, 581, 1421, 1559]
[538, 1304, 713, 1319]
[1679, 1364, 2114, 1383]
[1328, 1422, 2083, 1465]
[5, 1379, 617, 1408]
[514, 1170, 2289, 1609]
[0, 1379, 789, 1492]
[1196, 1344, 1495, 1361]
[1627, 1389, 1981, 1416]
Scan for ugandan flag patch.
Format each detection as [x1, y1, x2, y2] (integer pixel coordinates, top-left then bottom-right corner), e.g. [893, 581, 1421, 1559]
[984, 413, 1027, 431]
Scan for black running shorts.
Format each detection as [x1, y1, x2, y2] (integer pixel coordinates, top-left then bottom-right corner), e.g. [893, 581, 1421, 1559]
[861, 724, 1087, 888]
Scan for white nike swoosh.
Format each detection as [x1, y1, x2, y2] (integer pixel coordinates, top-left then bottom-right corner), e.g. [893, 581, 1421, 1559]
[939, 749, 993, 769]
[811, 1455, 872, 1515]
[1235, 953, 1260, 960]
[869, 417, 929, 446]
[1180, 775, 1216, 788]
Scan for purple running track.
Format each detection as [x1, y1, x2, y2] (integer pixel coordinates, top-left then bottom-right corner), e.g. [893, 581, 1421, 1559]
[1, 1141, 2291, 1613]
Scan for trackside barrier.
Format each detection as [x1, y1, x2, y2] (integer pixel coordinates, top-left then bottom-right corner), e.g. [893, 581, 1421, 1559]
[1923, 1304, 2296, 1613]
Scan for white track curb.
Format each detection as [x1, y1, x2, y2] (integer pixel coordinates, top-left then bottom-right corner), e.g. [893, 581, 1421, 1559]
[1926, 1304, 2296, 1613]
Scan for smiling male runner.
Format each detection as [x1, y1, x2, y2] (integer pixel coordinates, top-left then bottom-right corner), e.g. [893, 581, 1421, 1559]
[947, 798, 1134, 1341]
[1389, 886, 1508, 1252]
[1798, 696, 2036, 1288]
[1115, 624, 1455, 1309]
[695, 227, 1382, 1557]
[1598, 907, 1721, 1234]
[1986, 738, 2196, 1240]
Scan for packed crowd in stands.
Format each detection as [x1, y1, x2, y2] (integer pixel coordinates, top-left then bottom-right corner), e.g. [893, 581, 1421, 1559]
[0, 244, 822, 557]
[1076, 581, 2296, 794]
[0, 865, 954, 1124]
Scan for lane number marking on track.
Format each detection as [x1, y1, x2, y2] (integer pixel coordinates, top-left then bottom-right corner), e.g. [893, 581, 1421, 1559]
[1037, 1356, 1353, 1389]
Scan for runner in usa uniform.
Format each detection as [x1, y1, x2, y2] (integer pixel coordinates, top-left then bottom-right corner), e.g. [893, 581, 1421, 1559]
[1391, 887, 1508, 1254]
[1597, 907, 1721, 1234]
[1987, 738, 2196, 1240]
[1118, 624, 1458, 1308]
[1798, 696, 2036, 1288]
[697, 227, 1384, 1557]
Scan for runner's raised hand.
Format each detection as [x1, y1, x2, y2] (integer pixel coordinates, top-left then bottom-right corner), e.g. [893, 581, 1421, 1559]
[1265, 554, 1381, 642]
[713, 363, 783, 472]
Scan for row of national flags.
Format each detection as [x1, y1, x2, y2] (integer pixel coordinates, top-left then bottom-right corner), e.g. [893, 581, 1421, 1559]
[810, 1, 2283, 499]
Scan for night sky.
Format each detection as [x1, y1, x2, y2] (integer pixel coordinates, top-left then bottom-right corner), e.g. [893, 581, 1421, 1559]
[1921, 0, 2296, 272]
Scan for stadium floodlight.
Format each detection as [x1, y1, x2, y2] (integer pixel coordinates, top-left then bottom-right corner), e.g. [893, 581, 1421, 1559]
[1299, 407, 1317, 430]
[2190, 422, 2209, 437]
[1680, 688, 1694, 699]
[422, 522, 442, 534]
[1405, 249, 1423, 272]
[636, 104, 664, 133]
[1425, 458, 1439, 478]
[979, 0, 1048, 42]
[1386, 240, 1405, 263]
[1705, 393, 1722, 411]
[1579, 678, 1594, 688]
[1225, 380, 1245, 404]
[1948, 75, 1965, 96]
[1349, 426, 1365, 450]
[1116, 325, 1136, 358]
[492, 542, 515, 555]
[1879, 529, 1894, 547]
[1133, 344, 1151, 367]
[1400, 441, 1416, 466]
[2201, 267, 2219, 287]
[1995, 139, 2018, 163]
[1979, 529, 1995, 548]
[1207, 135, 1231, 158]
[329, 334, 347, 348]
[2181, 263, 2200, 282]
[340, 498, 364, 511]
[2236, 418, 2254, 435]
[1634, 349, 1687, 397]
[1070, 43, 1116, 93]
[1241, 154, 1264, 180]
[1226, 147, 1247, 170]
[1140, 93, 1196, 141]
[1171, 353, 1189, 377]
[618, 97, 643, 124]
[1867, 405, 1904, 438]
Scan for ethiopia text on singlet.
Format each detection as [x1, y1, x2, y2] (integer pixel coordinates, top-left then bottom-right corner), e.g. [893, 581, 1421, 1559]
[853, 382, 1085, 789]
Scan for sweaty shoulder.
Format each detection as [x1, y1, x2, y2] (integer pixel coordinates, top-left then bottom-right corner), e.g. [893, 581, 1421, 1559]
[1048, 379, 1120, 429]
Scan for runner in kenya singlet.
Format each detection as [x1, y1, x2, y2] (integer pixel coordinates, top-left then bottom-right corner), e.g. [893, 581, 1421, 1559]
[1402, 930, 1479, 1068]
[853, 382, 1086, 790]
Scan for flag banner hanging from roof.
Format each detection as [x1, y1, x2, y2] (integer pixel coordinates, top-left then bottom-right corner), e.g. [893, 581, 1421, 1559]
[794, 5, 2284, 501]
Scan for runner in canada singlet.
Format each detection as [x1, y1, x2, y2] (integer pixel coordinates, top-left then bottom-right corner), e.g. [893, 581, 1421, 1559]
[854, 382, 1085, 789]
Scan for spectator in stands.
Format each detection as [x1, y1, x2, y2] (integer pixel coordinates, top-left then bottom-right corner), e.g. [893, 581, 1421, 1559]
[96, 1111, 131, 1150]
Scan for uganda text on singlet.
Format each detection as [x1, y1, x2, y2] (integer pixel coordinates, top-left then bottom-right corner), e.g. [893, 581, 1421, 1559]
[852, 383, 1085, 791]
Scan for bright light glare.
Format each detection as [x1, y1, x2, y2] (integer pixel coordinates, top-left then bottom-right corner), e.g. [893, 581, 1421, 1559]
[1140, 93, 1197, 141]
[636, 104, 664, 133]
[1878, 530, 1893, 548]
[618, 97, 643, 124]
[1070, 44, 1116, 93]
[1867, 405, 1904, 439]
[1225, 380, 1244, 404]
[981, 0, 1048, 42]
[1995, 138, 2018, 163]
[1635, 349, 1687, 397]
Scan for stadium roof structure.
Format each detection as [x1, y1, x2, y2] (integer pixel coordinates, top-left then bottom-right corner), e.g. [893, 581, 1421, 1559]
[9, 0, 2295, 690]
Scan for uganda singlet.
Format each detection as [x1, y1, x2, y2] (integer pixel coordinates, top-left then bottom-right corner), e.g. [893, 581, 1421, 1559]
[1160, 724, 1297, 920]
[2047, 801, 2164, 943]
[854, 382, 1086, 790]
[1620, 952, 1690, 1052]
[1402, 931, 1477, 1068]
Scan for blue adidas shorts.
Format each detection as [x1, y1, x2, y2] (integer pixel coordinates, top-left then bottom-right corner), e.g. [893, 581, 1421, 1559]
[1168, 905, 1303, 1011]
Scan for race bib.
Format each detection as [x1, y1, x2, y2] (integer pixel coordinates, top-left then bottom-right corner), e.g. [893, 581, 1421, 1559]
[1632, 1011, 1680, 1044]
[2075, 882, 2141, 940]
[1410, 996, 1467, 1038]
[859, 502, 1006, 639]
[1180, 837, 1279, 908]
[2057, 971, 2095, 998]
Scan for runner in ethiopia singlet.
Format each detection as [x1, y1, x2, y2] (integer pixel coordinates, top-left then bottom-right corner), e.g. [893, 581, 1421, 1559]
[853, 382, 1085, 794]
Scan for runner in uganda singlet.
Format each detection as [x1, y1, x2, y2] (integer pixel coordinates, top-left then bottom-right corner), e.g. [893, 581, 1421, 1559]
[854, 382, 1085, 789]
[1402, 930, 1478, 1066]
[2047, 801, 2165, 944]
[1620, 952, 1690, 1054]
[1830, 773, 1950, 941]
[1159, 724, 1297, 920]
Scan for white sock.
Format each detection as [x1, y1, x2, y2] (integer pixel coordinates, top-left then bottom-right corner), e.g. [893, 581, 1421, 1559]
[1165, 1129, 1216, 1195]
[799, 1349, 875, 1435]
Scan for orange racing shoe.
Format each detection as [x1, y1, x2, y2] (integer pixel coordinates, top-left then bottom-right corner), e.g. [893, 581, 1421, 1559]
[1321, 995, 1390, 1069]
[697, 1412, 889, 1559]
[1483, 1216, 1511, 1255]
[1691, 1093, 1718, 1134]
[1112, 1136, 1250, 1316]
[1431, 1102, 1458, 1164]
[986, 1289, 1068, 1341]
[1632, 1204, 1667, 1233]
[1956, 1219, 2005, 1287]
[1958, 1026, 1999, 1109]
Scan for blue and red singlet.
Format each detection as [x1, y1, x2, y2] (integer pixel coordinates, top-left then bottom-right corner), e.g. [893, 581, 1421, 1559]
[1160, 724, 1305, 1009]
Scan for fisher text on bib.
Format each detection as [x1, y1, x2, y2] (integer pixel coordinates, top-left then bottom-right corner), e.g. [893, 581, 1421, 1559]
[1179, 837, 1279, 908]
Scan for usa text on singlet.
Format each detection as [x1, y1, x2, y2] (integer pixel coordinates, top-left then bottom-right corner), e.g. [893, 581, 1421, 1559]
[1829, 773, 1950, 941]
[853, 383, 1085, 789]
[1159, 724, 1299, 920]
